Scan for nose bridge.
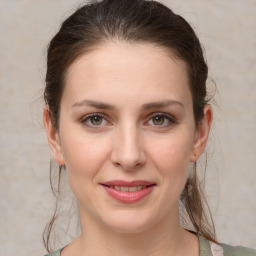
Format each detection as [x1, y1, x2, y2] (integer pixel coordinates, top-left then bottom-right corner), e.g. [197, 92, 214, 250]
[111, 121, 145, 170]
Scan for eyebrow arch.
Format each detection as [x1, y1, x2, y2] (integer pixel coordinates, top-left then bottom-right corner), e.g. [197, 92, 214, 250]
[141, 100, 184, 110]
[71, 99, 184, 110]
[71, 99, 115, 110]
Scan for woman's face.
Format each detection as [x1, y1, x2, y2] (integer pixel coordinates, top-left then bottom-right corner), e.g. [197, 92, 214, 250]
[44, 42, 211, 234]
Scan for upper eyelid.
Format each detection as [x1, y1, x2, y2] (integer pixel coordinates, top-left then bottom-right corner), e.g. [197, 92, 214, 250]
[80, 112, 111, 125]
[146, 112, 176, 121]
[81, 112, 108, 120]
[142, 112, 176, 128]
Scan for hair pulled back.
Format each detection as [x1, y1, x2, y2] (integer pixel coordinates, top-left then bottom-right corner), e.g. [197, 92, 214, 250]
[44, 0, 216, 252]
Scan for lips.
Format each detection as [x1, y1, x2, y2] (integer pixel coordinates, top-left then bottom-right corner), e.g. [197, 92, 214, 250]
[100, 180, 156, 203]
[101, 180, 155, 187]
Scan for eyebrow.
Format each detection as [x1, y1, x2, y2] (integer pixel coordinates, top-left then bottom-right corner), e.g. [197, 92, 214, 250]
[141, 100, 184, 110]
[71, 99, 184, 110]
[71, 99, 115, 110]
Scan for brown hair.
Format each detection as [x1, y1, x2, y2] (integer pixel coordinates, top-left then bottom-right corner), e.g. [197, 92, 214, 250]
[44, 0, 216, 252]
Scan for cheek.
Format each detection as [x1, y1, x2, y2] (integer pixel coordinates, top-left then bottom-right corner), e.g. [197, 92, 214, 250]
[59, 131, 111, 188]
[150, 133, 193, 169]
[148, 132, 194, 192]
[59, 133, 113, 214]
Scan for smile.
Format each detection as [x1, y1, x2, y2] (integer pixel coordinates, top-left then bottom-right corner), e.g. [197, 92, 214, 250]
[108, 185, 148, 192]
[101, 180, 156, 203]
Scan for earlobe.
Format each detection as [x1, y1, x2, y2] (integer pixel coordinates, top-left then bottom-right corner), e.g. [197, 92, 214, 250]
[190, 105, 213, 162]
[43, 106, 65, 165]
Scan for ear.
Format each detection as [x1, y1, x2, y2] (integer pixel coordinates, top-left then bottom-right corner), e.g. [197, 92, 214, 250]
[43, 106, 65, 165]
[190, 105, 213, 162]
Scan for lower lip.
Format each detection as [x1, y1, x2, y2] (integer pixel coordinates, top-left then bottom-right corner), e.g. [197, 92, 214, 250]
[102, 185, 155, 203]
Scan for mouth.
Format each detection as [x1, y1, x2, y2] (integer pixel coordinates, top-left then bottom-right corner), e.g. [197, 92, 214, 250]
[101, 184, 155, 192]
[100, 180, 156, 203]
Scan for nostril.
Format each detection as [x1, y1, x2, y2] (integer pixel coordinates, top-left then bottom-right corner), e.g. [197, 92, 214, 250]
[110, 138, 146, 170]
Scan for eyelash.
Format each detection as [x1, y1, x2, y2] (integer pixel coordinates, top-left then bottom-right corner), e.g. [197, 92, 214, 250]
[80, 112, 176, 128]
[145, 112, 176, 128]
[80, 113, 110, 128]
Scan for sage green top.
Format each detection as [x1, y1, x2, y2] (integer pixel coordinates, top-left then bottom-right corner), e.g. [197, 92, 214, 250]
[44, 235, 256, 256]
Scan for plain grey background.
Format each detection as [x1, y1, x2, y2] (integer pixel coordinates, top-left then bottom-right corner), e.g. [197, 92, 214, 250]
[0, 0, 255, 255]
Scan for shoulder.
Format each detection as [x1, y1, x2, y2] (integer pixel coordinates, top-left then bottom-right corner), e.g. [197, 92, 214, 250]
[221, 243, 256, 256]
[44, 248, 63, 256]
[199, 235, 256, 256]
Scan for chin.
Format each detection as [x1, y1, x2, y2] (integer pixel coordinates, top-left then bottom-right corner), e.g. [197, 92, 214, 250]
[101, 211, 156, 234]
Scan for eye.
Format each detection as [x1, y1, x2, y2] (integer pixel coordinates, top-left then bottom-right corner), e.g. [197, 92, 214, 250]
[81, 113, 110, 127]
[145, 113, 175, 127]
[152, 116, 165, 125]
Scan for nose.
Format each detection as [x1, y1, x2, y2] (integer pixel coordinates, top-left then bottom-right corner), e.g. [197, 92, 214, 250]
[110, 124, 146, 171]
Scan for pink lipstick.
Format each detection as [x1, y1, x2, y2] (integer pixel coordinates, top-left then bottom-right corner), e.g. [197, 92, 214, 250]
[100, 180, 156, 203]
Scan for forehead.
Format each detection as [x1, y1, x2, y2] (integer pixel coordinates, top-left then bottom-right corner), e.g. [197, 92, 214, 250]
[63, 41, 192, 108]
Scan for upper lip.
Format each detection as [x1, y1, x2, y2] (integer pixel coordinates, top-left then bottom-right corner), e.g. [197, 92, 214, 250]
[101, 180, 156, 187]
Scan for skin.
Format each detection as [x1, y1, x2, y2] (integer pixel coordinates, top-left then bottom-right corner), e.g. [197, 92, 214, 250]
[44, 41, 212, 256]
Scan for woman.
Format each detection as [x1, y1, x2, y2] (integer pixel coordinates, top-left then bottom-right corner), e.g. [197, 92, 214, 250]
[43, 0, 256, 255]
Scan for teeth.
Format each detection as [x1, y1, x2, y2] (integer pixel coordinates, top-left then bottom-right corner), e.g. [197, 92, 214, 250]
[129, 186, 137, 192]
[121, 186, 129, 192]
[137, 186, 142, 191]
[113, 185, 148, 192]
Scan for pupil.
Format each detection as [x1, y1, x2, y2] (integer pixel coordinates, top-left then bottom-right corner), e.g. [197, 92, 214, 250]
[91, 116, 102, 125]
[153, 116, 164, 125]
